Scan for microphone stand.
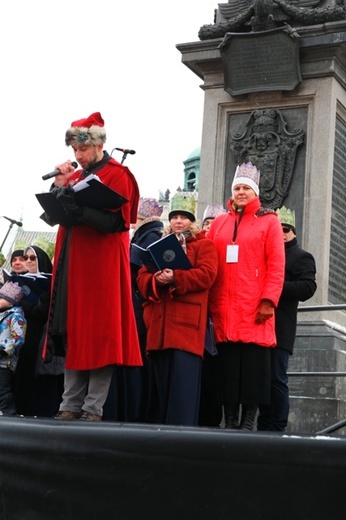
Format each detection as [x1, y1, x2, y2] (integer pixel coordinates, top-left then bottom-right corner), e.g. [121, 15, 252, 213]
[110, 148, 129, 164]
[120, 151, 129, 164]
[0, 217, 22, 252]
[0, 221, 14, 251]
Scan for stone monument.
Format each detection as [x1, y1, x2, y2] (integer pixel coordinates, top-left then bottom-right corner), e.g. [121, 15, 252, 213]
[177, 0, 346, 433]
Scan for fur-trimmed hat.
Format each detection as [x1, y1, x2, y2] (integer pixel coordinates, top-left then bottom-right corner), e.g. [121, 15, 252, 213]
[65, 112, 107, 147]
[137, 197, 163, 219]
[169, 192, 196, 222]
[232, 162, 260, 196]
[0, 281, 26, 306]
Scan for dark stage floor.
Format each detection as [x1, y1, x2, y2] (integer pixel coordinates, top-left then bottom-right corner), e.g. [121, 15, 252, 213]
[0, 417, 344, 519]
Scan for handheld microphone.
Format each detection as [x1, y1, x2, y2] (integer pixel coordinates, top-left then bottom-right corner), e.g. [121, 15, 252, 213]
[2, 216, 23, 227]
[114, 148, 136, 155]
[42, 161, 78, 181]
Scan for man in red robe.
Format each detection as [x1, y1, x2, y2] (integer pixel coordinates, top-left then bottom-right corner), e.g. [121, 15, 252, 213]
[43, 112, 142, 421]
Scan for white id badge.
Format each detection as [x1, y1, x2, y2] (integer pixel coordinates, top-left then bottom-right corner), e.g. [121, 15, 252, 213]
[226, 244, 239, 263]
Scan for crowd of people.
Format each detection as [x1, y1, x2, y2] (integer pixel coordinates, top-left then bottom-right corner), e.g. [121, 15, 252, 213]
[0, 111, 317, 432]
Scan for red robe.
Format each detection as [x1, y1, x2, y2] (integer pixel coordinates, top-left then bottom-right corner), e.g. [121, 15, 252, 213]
[46, 157, 142, 370]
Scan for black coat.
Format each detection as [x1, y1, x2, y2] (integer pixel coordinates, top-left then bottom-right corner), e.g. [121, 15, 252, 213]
[130, 219, 164, 335]
[275, 237, 317, 354]
[14, 245, 54, 415]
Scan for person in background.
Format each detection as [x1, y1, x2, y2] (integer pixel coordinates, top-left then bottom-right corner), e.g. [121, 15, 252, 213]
[42, 111, 142, 422]
[137, 193, 218, 426]
[199, 203, 227, 427]
[23, 245, 52, 275]
[14, 245, 56, 417]
[103, 197, 164, 422]
[257, 207, 317, 432]
[208, 162, 285, 431]
[202, 204, 227, 233]
[0, 282, 27, 416]
[10, 250, 28, 275]
[0, 250, 28, 289]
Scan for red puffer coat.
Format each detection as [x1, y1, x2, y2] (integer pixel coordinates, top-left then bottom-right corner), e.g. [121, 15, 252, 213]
[208, 197, 285, 347]
[137, 232, 218, 357]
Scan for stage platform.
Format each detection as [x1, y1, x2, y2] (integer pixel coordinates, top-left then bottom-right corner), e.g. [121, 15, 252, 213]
[0, 417, 344, 519]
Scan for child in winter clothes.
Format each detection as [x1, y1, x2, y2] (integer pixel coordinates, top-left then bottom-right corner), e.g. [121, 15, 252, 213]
[0, 281, 27, 415]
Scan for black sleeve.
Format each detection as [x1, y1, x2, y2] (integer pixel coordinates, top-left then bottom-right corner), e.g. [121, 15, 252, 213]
[281, 252, 317, 302]
[76, 207, 127, 233]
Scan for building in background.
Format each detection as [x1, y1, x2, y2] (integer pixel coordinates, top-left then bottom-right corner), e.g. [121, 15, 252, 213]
[158, 147, 201, 225]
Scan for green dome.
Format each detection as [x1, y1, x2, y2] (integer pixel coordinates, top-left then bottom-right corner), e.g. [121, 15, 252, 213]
[186, 147, 201, 161]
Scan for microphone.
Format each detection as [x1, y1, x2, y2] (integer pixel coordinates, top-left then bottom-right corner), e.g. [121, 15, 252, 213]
[2, 216, 23, 227]
[42, 161, 78, 181]
[114, 148, 136, 155]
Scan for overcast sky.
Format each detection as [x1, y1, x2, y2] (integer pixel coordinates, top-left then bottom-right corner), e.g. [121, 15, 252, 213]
[0, 0, 217, 250]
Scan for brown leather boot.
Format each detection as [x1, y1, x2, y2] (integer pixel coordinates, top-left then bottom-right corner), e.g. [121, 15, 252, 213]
[54, 411, 81, 420]
[239, 405, 258, 431]
[224, 404, 239, 429]
[79, 410, 102, 422]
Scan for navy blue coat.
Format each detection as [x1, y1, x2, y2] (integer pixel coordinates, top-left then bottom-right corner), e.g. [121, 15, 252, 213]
[130, 219, 164, 335]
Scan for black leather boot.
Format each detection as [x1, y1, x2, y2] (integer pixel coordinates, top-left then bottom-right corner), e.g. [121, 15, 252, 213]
[224, 404, 239, 429]
[239, 404, 258, 431]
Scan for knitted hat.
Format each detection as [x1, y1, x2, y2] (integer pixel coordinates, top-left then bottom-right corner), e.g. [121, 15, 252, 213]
[231, 162, 260, 196]
[202, 204, 226, 224]
[169, 192, 196, 222]
[276, 206, 296, 233]
[137, 197, 164, 219]
[65, 112, 106, 147]
[10, 249, 24, 262]
[0, 281, 26, 305]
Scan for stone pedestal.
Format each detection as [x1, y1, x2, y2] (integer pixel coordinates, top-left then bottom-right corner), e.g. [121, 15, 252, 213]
[177, 20, 346, 327]
[177, 16, 346, 432]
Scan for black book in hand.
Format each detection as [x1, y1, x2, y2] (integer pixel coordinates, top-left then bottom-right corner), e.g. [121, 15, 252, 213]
[132, 233, 192, 272]
[36, 174, 128, 227]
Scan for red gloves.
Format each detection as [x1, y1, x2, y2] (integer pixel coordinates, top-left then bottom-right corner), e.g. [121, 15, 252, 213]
[255, 299, 275, 324]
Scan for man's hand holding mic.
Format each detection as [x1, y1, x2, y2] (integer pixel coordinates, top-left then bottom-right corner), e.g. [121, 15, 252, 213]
[52, 160, 78, 187]
[41, 160, 78, 185]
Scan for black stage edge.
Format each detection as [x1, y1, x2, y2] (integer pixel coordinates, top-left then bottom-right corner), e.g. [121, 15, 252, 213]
[0, 417, 345, 519]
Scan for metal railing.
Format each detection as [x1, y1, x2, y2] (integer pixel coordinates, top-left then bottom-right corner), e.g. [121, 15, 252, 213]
[298, 304, 346, 312]
[289, 303, 346, 434]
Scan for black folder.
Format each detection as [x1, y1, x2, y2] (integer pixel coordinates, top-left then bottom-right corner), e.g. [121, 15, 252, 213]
[132, 233, 192, 272]
[36, 178, 128, 227]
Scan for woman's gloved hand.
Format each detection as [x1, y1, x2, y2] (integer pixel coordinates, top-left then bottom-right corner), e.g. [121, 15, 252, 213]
[255, 299, 275, 324]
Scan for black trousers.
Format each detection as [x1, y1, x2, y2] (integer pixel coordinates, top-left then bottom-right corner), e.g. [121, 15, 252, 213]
[257, 347, 290, 431]
[0, 367, 16, 415]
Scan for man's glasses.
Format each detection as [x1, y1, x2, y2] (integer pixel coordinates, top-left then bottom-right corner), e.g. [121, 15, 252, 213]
[24, 255, 37, 261]
[282, 227, 292, 234]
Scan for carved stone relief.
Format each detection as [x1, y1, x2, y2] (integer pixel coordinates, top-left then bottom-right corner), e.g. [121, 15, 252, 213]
[229, 108, 305, 208]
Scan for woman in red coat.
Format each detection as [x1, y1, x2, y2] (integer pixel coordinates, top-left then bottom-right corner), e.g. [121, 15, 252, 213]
[137, 194, 218, 426]
[208, 162, 285, 431]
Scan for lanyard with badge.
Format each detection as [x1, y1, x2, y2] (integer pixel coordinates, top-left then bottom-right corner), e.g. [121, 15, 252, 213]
[226, 209, 243, 263]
